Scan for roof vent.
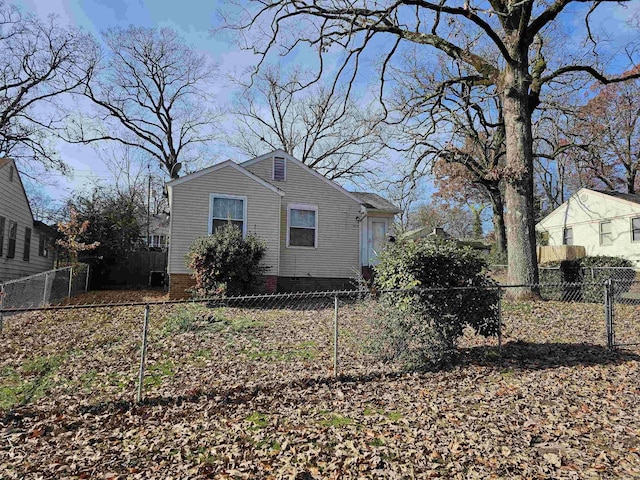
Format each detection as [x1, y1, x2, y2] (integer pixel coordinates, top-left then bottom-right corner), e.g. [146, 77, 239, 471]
[273, 157, 285, 181]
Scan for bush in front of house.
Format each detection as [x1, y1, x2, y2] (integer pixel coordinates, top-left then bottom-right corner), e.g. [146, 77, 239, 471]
[372, 237, 499, 370]
[539, 256, 635, 302]
[186, 223, 267, 296]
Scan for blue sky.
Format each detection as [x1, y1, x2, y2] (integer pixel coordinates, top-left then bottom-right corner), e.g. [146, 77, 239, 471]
[11, 0, 640, 217]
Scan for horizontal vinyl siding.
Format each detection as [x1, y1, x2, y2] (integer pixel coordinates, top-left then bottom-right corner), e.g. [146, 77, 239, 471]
[0, 163, 55, 282]
[246, 158, 361, 278]
[168, 166, 281, 275]
[538, 190, 640, 266]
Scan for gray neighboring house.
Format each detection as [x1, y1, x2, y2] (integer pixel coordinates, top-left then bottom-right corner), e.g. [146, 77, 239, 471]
[0, 158, 56, 283]
[166, 150, 400, 298]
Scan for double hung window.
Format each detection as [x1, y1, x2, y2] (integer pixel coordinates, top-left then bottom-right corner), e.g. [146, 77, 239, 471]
[210, 195, 246, 235]
[287, 204, 317, 248]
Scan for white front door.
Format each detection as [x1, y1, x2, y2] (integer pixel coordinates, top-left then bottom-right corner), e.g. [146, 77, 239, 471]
[366, 218, 388, 265]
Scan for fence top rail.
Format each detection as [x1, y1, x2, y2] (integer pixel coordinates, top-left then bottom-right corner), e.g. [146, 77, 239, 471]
[0, 281, 611, 313]
[0, 266, 72, 287]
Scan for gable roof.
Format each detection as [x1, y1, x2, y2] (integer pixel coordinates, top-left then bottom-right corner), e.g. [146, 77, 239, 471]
[350, 192, 401, 214]
[0, 157, 36, 224]
[240, 149, 368, 206]
[594, 189, 640, 206]
[166, 159, 285, 196]
[537, 187, 640, 230]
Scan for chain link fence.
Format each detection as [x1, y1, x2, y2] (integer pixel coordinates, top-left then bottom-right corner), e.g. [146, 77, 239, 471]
[0, 265, 90, 310]
[2, 278, 638, 408]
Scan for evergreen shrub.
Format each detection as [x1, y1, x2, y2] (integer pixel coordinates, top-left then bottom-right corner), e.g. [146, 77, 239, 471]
[372, 238, 499, 370]
[186, 223, 267, 296]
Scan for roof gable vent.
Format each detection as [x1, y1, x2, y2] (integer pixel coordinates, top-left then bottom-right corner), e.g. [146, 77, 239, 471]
[273, 156, 286, 181]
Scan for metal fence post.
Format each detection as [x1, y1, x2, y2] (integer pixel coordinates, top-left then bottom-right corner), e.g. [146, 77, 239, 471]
[604, 279, 615, 350]
[333, 295, 339, 378]
[67, 266, 73, 299]
[0, 285, 4, 333]
[85, 265, 90, 292]
[136, 304, 150, 403]
[497, 287, 502, 354]
[42, 272, 49, 307]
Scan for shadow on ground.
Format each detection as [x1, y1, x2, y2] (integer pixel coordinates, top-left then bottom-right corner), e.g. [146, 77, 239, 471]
[4, 341, 637, 426]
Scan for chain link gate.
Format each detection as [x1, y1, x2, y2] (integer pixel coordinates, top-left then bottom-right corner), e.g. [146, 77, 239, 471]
[609, 278, 640, 350]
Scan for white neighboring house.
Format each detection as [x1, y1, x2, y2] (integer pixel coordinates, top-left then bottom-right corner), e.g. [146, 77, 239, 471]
[536, 188, 640, 266]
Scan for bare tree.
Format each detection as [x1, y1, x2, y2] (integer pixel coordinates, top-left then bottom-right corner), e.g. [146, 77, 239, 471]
[569, 75, 640, 194]
[0, 2, 98, 172]
[67, 26, 220, 178]
[229, 0, 640, 293]
[94, 141, 168, 214]
[231, 67, 384, 180]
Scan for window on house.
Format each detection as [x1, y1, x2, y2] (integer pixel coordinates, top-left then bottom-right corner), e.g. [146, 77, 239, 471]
[562, 227, 573, 246]
[0, 216, 5, 257]
[600, 221, 612, 246]
[288, 204, 317, 247]
[273, 157, 286, 181]
[7, 220, 17, 258]
[38, 234, 48, 257]
[147, 235, 167, 248]
[632, 218, 640, 242]
[23, 227, 31, 261]
[210, 195, 246, 235]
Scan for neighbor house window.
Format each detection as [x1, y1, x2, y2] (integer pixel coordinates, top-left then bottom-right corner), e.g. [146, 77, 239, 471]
[23, 227, 31, 261]
[273, 157, 286, 181]
[632, 218, 640, 242]
[287, 204, 317, 248]
[562, 227, 573, 246]
[600, 221, 612, 246]
[0, 216, 5, 256]
[38, 234, 48, 257]
[210, 194, 246, 235]
[147, 235, 167, 248]
[7, 220, 17, 258]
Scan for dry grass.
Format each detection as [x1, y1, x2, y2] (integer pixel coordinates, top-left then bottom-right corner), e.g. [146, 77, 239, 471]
[1, 291, 640, 478]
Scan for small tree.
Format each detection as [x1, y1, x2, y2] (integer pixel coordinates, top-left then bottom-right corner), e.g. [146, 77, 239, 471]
[373, 238, 499, 369]
[56, 207, 100, 265]
[186, 224, 267, 296]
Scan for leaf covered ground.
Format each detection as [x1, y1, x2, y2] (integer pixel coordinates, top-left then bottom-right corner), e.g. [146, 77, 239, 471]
[1, 290, 640, 478]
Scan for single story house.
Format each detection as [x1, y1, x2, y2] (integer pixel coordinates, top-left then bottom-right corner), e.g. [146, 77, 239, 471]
[166, 150, 400, 298]
[536, 187, 640, 266]
[0, 158, 56, 283]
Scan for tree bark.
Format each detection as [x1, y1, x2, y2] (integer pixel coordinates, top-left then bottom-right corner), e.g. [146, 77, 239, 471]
[501, 52, 539, 294]
[488, 187, 507, 258]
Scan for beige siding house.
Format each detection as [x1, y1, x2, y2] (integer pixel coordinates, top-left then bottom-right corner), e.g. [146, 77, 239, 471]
[167, 150, 399, 298]
[0, 158, 56, 283]
[536, 188, 640, 266]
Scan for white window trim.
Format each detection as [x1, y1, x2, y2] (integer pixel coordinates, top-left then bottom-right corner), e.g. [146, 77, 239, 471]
[209, 193, 248, 237]
[287, 203, 318, 249]
[599, 220, 612, 246]
[272, 156, 286, 181]
[631, 217, 640, 243]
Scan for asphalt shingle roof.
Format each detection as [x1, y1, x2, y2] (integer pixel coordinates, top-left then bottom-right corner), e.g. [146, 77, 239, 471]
[349, 191, 401, 213]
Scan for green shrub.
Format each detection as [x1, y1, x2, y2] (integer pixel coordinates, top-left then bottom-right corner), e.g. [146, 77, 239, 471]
[578, 256, 634, 302]
[372, 238, 499, 370]
[186, 223, 267, 296]
[539, 256, 635, 302]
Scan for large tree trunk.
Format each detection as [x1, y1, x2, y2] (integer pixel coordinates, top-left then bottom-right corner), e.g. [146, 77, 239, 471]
[501, 56, 539, 295]
[488, 187, 507, 258]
